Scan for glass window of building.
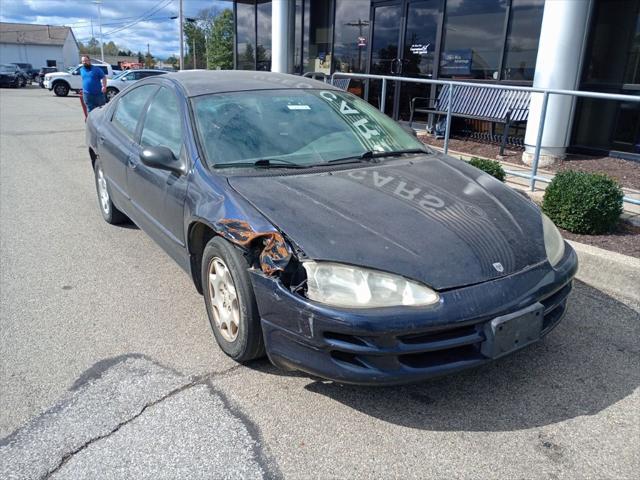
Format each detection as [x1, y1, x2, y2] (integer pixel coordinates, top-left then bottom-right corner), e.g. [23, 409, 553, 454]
[236, 1, 256, 70]
[440, 0, 508, 80]
[257, 1, 272, 71]
[333, 0, 370, 74]
[572, 0, 640, 154]
[501, 0, 544, 81]
[303, 0, 334, 73]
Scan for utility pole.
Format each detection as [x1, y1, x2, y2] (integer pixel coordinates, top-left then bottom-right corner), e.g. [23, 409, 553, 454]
[93, 1, 104, 62]
[179, 0, 184, 70]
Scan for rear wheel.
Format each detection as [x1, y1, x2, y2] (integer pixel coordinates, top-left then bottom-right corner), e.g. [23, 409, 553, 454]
[53, 82, 69, 97]
[94, 158, 127, 224]
[105, 87, 118, 102]
[202, 237, 265, 362]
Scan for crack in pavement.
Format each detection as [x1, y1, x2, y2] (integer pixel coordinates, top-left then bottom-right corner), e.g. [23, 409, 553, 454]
[1, 356, 271, 480]
[41, 380, 196, 479]
[43, 363, 248, 479]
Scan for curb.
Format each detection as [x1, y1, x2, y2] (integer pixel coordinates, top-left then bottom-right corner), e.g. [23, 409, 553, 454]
[567, 240, 640, 301]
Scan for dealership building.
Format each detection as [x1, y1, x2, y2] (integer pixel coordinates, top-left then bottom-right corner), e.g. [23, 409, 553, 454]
[229, 0, 640, 162]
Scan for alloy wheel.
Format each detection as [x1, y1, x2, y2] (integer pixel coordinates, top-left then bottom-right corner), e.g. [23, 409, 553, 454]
[96, 166, 110, 215]
[207, 256, 240, 342]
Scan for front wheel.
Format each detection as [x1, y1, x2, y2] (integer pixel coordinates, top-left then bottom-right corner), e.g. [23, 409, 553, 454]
[94, 158, 127, 224]
[105, 87, 118, 102]
[202, 237, 265, 362]
[53, 82, 69, 97]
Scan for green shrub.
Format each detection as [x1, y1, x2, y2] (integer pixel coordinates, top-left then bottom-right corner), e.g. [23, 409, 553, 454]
[468, 157, 506, 182]
[542, 170, 623, 234]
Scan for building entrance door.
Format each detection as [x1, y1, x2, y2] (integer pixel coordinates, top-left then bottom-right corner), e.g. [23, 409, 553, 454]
[367, 0, 442, 120]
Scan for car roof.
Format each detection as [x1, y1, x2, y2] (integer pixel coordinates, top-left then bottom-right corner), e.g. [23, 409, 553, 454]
[163, 70, 338, 97]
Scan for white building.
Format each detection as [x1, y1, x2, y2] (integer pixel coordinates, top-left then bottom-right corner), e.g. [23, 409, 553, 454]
[0, 22, 79, 71]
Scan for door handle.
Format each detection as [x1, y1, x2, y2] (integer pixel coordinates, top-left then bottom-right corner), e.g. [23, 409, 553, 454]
[390, 58, 398, 75]
[98, 135, 105, 144]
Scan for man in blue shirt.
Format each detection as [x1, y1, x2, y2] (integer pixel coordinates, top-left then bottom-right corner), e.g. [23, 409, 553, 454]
[80, 56, 107, 112]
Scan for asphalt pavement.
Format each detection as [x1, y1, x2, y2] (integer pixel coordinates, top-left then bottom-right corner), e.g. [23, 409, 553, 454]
[1, 86, 639, 479]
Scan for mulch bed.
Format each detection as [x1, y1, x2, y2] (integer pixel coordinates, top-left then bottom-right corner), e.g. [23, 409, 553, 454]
[560, 222, 640, 259]
[419, 134, 640, 258]
[419, 135, 640, 190]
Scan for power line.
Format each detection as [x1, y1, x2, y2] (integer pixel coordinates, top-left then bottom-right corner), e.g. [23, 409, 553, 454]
[103, 0, 173, 36]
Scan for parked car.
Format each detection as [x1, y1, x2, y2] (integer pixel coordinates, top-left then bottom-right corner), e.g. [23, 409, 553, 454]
[0, 64, 27, 88]
[43, 61, 114, 96]
[85, 71, 577, 385]
[105, 69, 167, 101]
[36, 67, 58, 88]
[10, 62, 37, 81]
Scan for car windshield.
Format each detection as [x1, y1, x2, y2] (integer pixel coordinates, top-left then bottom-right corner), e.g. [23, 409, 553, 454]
[192, 89, 428, 167]
[0, 65, 14, 73]
[112, 70, 128, 80]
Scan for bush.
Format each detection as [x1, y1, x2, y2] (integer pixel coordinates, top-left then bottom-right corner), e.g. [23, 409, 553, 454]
[468, 157, 506, 182]
[542, 171, 623, 234]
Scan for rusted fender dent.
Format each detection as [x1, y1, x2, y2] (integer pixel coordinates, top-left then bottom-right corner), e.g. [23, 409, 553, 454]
[214, 218, 292, 275]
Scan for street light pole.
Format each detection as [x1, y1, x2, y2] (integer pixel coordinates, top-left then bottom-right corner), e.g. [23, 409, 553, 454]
[93, 0, 104, 62]
[179, 0, 184, 70]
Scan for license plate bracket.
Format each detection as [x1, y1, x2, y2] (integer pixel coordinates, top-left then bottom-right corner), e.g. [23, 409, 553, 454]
[481, 303, 544, 359]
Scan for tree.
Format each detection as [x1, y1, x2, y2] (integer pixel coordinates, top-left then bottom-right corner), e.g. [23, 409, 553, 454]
[105, 41, 121, 56]
[166, 55, 179, 70]
[184, 20, 207, 69]
[206, 8, 233, 69]
[144, 52, 156, 68]
[137, 51, 144, 63]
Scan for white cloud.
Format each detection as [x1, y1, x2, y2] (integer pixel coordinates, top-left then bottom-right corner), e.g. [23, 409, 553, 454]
[1, 0, 234, 59]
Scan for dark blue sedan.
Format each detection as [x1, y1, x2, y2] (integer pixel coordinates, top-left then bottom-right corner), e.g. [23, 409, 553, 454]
[86, 71, 577, 385]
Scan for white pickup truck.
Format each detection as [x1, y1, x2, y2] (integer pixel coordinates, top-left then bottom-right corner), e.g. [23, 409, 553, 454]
[43, 61, 114, 97]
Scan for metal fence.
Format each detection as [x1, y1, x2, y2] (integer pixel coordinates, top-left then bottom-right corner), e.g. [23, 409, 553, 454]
[330, 72, 640, 207]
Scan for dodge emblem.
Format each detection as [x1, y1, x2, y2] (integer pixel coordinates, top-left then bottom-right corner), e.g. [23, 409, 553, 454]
[493, 262, 504, 272]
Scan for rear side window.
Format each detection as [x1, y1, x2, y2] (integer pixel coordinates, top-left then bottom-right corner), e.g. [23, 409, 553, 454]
[112, 84, 157, 138]
[140, 87, 183, 157]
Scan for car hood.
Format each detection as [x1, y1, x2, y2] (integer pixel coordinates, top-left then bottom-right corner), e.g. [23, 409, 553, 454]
[227, 155, 548, 290]
[45, 72, 69, 79]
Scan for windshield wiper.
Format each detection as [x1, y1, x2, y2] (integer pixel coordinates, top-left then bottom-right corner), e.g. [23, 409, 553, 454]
[214, 158, 310, 169]
[361, 148, 428, 159]
[323, 148, 428, 166]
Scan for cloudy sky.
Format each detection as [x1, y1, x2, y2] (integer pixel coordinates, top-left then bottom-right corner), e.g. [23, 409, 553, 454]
[0, 0, 234, 59]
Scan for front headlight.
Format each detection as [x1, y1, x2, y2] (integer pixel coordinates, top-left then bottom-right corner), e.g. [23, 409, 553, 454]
[302, 261, 439, 308]
[542, 213, 565, 267]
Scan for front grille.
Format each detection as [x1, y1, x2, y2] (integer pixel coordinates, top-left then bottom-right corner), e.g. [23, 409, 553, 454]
[399, 324, 479, 345]
[399, 344, 482, 369]
[325, 282, 572, 373]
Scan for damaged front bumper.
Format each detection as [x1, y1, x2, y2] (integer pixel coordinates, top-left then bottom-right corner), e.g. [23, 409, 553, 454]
[250, 244, 578, 385]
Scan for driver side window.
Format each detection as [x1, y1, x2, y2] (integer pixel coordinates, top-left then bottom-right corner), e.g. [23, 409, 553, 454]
[112, 84, 158, 139]
[140, 87, 183, 158]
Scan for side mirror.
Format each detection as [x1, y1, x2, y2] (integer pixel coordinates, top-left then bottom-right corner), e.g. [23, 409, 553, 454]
[140, 146, 184, 175]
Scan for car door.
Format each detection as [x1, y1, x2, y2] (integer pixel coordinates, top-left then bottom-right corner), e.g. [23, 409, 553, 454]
[99, 84, 159, 208]
[127, 85, 189, 265]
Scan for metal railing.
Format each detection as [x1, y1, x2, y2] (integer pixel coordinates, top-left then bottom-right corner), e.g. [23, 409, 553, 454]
[330, 71, 640, 206]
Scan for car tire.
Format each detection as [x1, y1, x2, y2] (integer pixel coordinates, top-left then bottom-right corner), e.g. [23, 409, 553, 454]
[105, 87, 118, 102]
[53, 82, 69, 97]
[201, 237, 265, 362]
[93, 158, 127, 225]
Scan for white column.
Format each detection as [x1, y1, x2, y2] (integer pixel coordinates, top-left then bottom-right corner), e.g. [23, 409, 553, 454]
[522, 0, 594, 166]
[271, 0, 293, 73]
